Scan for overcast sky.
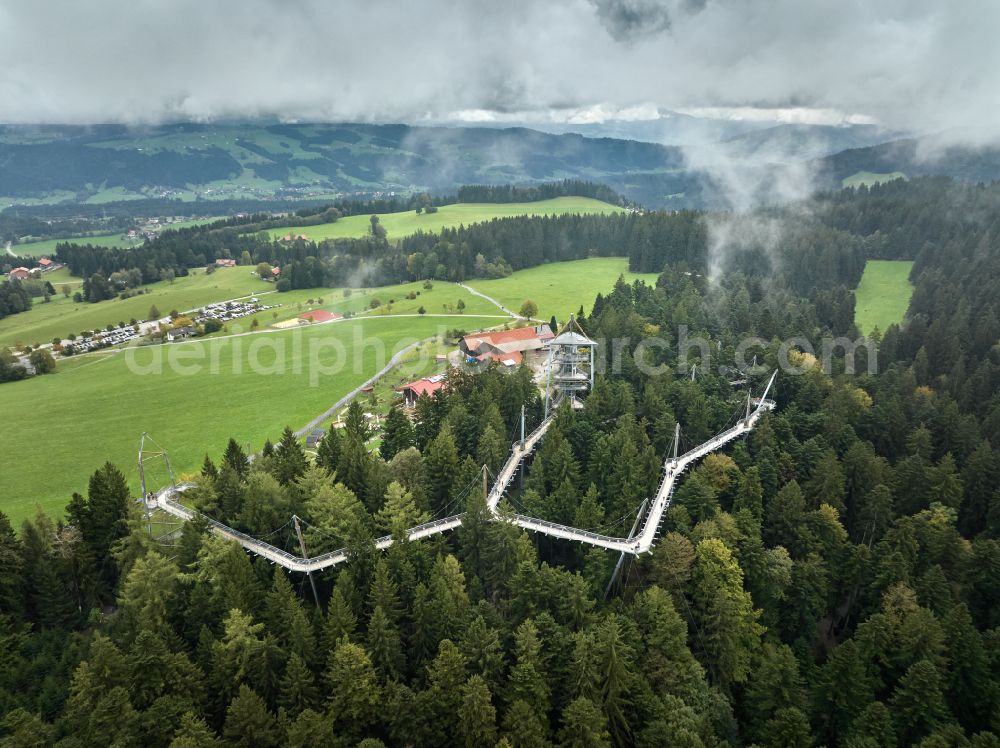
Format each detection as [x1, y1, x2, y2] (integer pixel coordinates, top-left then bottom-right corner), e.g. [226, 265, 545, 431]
[0, 0, 996, 137]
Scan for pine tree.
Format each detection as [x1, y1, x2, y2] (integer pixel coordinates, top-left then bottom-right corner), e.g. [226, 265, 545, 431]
[423, 639, 468, 728]
[503, 699, 550, 748]
[734, 467, 764, 522]
[201, 454, 219, 480]
[274, 426, 308, 485]
[476, 423, 509, 476]
[690, 538, 763, 691]
[459, 615, 505, 691]
[558, 697, 610, 748]
[459, 675, 498, 748]
[323, 586, 358, 648]
[381, 406, 415, 461]
[422, 424, 461, 514]
[345, 399, 370, 440]
[222, 438, 250, 478]
[376, 481, 428, 536]
[759, 707, 813, 748]
[325, 638, 381, 734]
[594, 614, 633, 746]
[82, 462, 131, 591]
[279, 653, 318, 714]
[509, 619, 550, 721]
[367, 604, 405, 681]
[891, 659, 950, 744]
[170, 712, 222, 748]
[304, 482, 366, 551]
[812, 639, 875, 742]
[223, 685, 280, 748]
[0, 511, 23, 617]
[315, 428, 341, 474]
[337, 433, 374, 508]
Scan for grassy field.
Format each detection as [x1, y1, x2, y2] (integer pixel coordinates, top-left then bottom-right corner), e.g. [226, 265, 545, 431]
[0, 314, 502, 525]
[0, 267, 275, 349]
[854, 260, 914, 334]
[842, 171, 908, 189]
[268, 197, 624, 242]
[0, 257, 656, 523]
[11, 232, 138, 257]
[464, 257, 659, 320]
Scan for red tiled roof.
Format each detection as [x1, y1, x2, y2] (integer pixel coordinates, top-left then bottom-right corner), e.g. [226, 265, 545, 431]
[298, 310, 342, 323]
[463, 326, 538, 349]
[476, 350, 523, 365]
[38, 258, 52, 266]
[396, 376, 447, 398]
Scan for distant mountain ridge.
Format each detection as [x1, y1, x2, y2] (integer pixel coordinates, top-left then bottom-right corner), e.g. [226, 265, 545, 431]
[0, 123, 695, 208]
[815, 136, 1000, 188]
[0, 122, 996, 210]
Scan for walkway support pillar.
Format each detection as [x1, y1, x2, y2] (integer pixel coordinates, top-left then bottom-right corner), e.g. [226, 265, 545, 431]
[604, 498, 648, 599]
[292, 515, 320, 608]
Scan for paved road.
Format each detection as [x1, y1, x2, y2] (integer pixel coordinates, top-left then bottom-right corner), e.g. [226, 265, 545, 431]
[457, 281, 546, 323]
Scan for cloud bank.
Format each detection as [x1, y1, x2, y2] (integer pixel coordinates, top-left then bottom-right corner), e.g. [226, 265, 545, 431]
[0, 0, 996, 139]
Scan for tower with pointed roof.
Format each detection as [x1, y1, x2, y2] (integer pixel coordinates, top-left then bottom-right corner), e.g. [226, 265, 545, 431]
[544, 315, 597, 416]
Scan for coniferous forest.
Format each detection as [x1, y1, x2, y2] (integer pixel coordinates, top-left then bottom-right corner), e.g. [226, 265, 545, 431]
[2, 177, 1000, 746]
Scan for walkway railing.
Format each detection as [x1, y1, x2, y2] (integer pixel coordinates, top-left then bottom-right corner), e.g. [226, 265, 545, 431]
[153, 374, 776, 569]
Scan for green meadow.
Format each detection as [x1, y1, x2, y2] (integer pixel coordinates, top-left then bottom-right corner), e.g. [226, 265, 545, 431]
[854, 259, 914, 334]
[0, 267, 275, 349]
[268, 197, 624, 242]
[0, 257, 660, 522]
[0, 315, 501, 525]
[464, 257, 659, 320]
[11, 232, 137, 257]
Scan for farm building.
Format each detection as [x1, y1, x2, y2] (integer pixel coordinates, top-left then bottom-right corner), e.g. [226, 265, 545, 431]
[305, 428, 326, 448]
[298, 310, 343, 324]
[476, 349, 523, 368]
[8, 267, 30, 281]
[396, 374, 447, 407]
[215, 258, 237, 268]
[166, 326, 197, 342]
[38, 258, 53, 270]
[460, 326, 550, 361]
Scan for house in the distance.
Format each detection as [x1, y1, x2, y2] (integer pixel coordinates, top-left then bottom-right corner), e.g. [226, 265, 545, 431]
[215, 258, 237, 268]
[305, 428, 326, 449]
[7, 267, 30, 281]
[166, 326, 197, 342]
[396, 374, 447, 407]
[37, 258, 54, 271]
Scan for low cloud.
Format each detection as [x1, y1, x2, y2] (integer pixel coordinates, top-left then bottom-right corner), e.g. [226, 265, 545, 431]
[0, 0, 995, 144]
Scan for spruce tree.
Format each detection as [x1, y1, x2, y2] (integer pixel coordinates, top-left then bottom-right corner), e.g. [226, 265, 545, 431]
[222, 438, 250, 478]
[367, 605, 405, 681]
[558, 697, 610, 748]
[315, 428, 341, 474]
[223, 685, 280, 748]
[459, 675, 498, 748]
[422, 424, 461, 515]
[278, 652, 318, 714]
[381, 406, 415, 461]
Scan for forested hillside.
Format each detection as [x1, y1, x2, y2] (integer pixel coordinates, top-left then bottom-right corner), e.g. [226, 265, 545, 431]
[2, 177, 1000, 746]
[0, 123, 696, 208]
